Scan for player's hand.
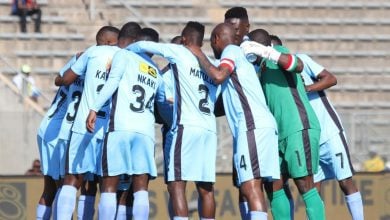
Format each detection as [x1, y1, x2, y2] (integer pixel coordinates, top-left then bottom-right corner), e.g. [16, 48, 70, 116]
[240, 41, 281, 63]
[86, 110, 97, 133]
[54, 75, 62, 86]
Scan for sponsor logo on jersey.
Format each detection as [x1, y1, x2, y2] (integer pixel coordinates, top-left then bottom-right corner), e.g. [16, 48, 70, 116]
[140, 62, 157, 78]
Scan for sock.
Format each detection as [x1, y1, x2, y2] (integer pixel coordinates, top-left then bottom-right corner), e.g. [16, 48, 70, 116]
[77, 195, 95, 220]
[239, 201, 249, 220]
[36, 204, 51, 220]
[133, 190, 149, 219]
[345, 192, 364, 220]
[302, 188, 325, 220]
[98, 192, 117, 220]
[56, 185, 77, 220]
[173, 217, 188, 220]
[249, 211, 267, 220]
[115, 205, 128, 220]
[268, 189, 291, 220]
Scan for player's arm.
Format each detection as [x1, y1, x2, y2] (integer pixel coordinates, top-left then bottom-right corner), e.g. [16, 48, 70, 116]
[55, 51, 88, 86]
[126, 41, 171, 59]
[241, 41, 304, 73]
[86, 50, 125, 132]
[54, 68, 78, 86]
[305, 69, 337, 92]
[187, 45, 231, 84]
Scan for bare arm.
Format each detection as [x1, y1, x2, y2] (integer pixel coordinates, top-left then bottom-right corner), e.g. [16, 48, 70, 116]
[305, 69, 337, 92]
[278, 54, 304, 73]
[187, 45, 231, 84]
[54, 68, 78, 86]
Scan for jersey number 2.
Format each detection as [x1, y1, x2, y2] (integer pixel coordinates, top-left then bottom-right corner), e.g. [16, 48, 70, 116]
[198, 84, 210, 114]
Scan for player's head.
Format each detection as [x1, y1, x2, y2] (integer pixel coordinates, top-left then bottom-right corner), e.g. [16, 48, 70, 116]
[224, 6, 250, 44]
[137, 27, 159, 42]
[118, 21, 142, 48]
[270, 34, 283, 46]
[96, 25, 120, 46]
[210, 23, 236, 59]
[170, 35, 182, 44]
[248, 28, 271, 46]
[181, 21, 204, 47]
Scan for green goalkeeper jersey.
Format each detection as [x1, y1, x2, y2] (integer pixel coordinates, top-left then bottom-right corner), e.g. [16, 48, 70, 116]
[259, 45, 320, 140]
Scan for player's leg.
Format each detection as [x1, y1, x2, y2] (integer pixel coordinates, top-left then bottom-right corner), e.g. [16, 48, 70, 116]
[36, 136, 59, 219]
[233, 163, 249, 220]
[131, 132, 158, 219]
[37, 175, 57, 220]
[330, 132, 364, 220]
[98, 175, 120, 220]
[131, 174, 150, 219]
[264, 176, 292, 220]
[116, 176, 133, 220]
[235, 128, 279, 220]
[288, 129, 325, 220]
[56, 132, 95, 220]
[239, 179, 268, 219]
[195, 182, 215, 219]
[98, 131, 132, 219]
[339, 177, 364, 220]
[168, 180, 188, 218]
[77, 173, 98, 220]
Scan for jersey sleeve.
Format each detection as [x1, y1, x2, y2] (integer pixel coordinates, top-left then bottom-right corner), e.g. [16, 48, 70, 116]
[59, 55, 77, 77]
[219, 45, 238, 74]
[71, 48, 91, 76]
[298, 53, 325, 78]
[127, 41, 178, 63]
[91, 50, 126, 112]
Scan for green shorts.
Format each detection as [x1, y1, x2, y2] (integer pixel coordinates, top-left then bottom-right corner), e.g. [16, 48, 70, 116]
[279, 129, 320, 178]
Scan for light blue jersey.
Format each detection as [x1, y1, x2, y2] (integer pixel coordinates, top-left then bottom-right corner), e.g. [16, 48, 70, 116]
[91, 49, 162, 140]
[297, 53, 355, 181]
[70, 45, 120, 139]
[58, 75, 85, 140]
[219, 45, 277, 137]
[37, 55, 77, 141]
[37, 55, 78, 179]
[297, 53, 344, 144]
[156, 64, 174, 128]
[127, 41, 219, 132]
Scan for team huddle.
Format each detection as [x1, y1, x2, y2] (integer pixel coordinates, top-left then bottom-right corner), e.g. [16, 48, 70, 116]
[36, 6, 364, 220]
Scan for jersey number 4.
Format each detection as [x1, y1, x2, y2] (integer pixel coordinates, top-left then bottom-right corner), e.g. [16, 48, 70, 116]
[130, 84, 154, 113]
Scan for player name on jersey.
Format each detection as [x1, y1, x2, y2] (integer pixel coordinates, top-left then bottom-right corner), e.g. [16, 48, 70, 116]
[190, 67, 215, 85]
[95, 70, 108, 80]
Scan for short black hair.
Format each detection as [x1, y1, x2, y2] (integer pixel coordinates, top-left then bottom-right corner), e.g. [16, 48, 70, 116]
[270, 34, 283, 46]
[181, 21, 205, 46]
[248, 29, 271, 46]
[170, 35, 182, 44]
[224, 7, 248, 20]
[96, 25, 120, 43]
[119, 22, 142, 40]
[138, 27, 159, 42]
